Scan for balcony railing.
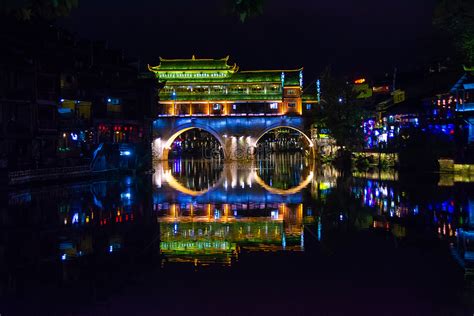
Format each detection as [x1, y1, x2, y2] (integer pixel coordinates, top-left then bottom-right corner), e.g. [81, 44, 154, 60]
[457, 102, 474, 112]
[159, 93, 283, 102]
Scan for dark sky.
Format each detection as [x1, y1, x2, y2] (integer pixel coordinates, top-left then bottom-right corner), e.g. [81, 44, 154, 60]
[59, 0, 446, 81]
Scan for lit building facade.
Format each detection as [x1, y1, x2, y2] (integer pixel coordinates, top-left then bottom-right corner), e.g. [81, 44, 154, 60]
[148, 56, 311, 117]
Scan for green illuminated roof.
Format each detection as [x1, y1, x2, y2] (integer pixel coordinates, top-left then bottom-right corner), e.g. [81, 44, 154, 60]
[464, 65, 474, 73]
[149, 56, 238, 71]
[147, 56, 302, 86]
[234, 71, 300, 85]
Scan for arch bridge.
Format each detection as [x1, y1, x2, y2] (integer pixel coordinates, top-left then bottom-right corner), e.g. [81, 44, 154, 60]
[152, 115, 315, 160]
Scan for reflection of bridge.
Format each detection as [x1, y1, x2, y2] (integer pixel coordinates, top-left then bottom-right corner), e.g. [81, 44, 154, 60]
[152, 116, 315, 160]
[153, 162, 314, 204]
[158, 203, 308, 266]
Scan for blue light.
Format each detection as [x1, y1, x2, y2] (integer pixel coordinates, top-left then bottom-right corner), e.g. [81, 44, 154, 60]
[457, 103, 474, 112]
[61, 254, 67, 261]
[317, 217, 322, 241]
[338, 98, 343, 103]
[72, 213, 79, 224]
[120, 151, 131, 156]
[281, 72, 285, 88]
[58, 108, 72, 114]
[121, 192, 131, 200]
[60, 98, 65, 102]
[271, 210, 279, 220]
[70, 133, 78, 141]
[316, 79, 321, 103]
[107, 98, 112, 103]
[109, 245, 113, 253]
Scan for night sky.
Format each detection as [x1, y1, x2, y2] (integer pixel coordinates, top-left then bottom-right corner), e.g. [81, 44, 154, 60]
[60, 0, 445, 80]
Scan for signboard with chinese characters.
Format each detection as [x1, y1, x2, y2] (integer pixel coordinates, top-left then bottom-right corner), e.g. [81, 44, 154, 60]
[392, 90, 405, 104]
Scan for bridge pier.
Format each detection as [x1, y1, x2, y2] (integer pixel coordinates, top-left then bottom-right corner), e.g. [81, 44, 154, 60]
[222, 135, 256, 160]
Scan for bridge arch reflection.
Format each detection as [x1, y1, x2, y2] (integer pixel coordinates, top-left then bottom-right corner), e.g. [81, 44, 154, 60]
[153, 160, 314, 197]
[254, 125, 315, 157]
[252, 170, 313, 195]
[154, 160, 224, 196]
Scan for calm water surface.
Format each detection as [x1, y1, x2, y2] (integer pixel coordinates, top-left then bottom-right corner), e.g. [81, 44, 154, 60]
[1, 154, 474, 315]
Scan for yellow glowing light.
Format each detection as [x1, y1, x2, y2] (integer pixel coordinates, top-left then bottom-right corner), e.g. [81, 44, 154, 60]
[253, 171, 313, 195]
[163, 169, 214, 196]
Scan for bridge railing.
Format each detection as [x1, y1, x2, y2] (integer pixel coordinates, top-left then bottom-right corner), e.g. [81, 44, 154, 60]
[156, 113, 291, 118]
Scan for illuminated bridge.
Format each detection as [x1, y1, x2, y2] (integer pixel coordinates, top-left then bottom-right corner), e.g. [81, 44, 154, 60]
[147, 56, 319, 160]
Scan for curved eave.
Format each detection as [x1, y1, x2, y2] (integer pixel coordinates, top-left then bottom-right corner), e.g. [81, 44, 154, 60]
[148, 56, 236, 72]
[159, 55, 230, 62]
[464, 65, 474, 73]
[147, 64, 159, 72]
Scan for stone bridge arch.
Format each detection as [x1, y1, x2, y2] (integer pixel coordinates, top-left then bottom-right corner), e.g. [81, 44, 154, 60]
[152, 115, 314, 161]
[152, 122, 226, 160]
[251, 123, 315, 158]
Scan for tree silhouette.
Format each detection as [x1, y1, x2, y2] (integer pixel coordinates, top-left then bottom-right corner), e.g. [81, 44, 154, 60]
[434, 0, 474, 65]
[314, 67, 367, 152]
[229, 0, 264, 22]
[1, 0, 78, 20]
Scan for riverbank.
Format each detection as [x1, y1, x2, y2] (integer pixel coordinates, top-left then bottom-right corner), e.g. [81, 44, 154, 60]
[4, 165, 137, 187]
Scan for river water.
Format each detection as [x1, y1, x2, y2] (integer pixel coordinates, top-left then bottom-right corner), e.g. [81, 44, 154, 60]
[1, 154, 473, 315]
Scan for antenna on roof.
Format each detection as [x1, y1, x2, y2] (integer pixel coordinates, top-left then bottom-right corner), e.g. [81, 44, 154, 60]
[392, 67, 397, 92]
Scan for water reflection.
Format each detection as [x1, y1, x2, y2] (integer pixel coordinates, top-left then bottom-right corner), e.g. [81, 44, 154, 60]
[6, 158, 474, 267]
[351, 175, 470, 238]
[158, 204, 309, 266]
[152, 154, 316, 266]
[256, 153, 313, 189]
[3, 155, 474, 311]
[350, 172, 474, 277]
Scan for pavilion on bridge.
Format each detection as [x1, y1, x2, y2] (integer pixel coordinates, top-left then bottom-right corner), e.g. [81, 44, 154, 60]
[147, 56, 318, 117]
